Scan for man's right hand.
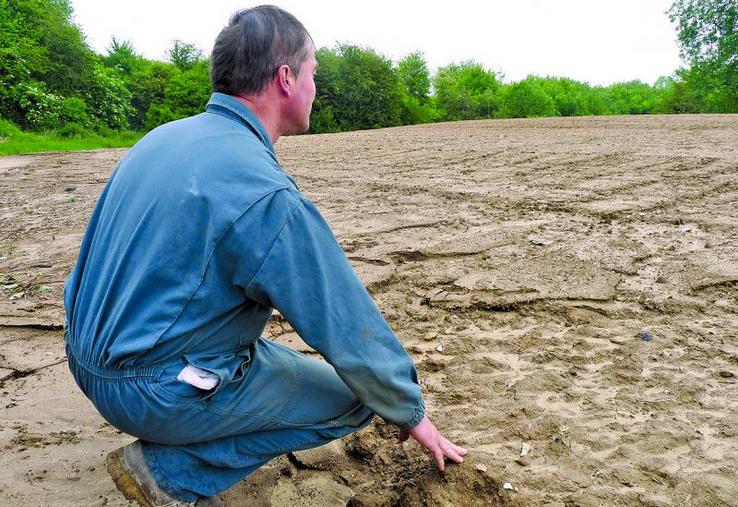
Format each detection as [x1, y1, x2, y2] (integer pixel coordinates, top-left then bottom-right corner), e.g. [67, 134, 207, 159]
[398, 416, 468, 471]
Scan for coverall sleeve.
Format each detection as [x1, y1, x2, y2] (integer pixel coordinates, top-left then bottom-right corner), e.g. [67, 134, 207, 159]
[241, 189, 425, 429]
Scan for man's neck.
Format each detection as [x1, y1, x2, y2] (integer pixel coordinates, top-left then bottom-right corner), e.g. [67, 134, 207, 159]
[233, 95, 281, 144]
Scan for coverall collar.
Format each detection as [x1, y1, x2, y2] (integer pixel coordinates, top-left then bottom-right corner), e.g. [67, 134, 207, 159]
[205, 92, 276, 155]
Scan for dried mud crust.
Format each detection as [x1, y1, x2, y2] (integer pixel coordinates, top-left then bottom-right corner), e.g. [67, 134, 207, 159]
[1, 115, 737, 506]
[220, 422, 515, 507]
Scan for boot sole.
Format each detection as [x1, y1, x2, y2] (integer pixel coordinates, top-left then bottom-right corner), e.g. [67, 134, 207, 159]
[105, 447, 155, 507]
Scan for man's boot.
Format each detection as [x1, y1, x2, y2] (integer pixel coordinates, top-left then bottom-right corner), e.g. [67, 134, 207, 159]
[106, 440, 224, 507]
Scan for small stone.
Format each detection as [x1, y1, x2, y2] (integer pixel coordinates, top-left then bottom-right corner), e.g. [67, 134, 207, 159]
[475, 463, 487, 473]
[503, 482, 514, 490]
[520, 442, 531, 456]
[718, 370, 735, 379]
[435, 344, 444, 353]
[529, 236, 553, 246]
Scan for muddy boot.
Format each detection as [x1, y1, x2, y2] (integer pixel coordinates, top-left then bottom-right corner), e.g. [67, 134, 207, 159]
[106, 440, 225, 507]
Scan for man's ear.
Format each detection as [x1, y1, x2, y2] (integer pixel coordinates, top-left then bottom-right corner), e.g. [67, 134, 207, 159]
[276, 64, 293, 97]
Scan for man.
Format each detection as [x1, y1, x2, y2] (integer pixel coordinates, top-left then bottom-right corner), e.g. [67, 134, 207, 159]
[63, 6, 467, 506]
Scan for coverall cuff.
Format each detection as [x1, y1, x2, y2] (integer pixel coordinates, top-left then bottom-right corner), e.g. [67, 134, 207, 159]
[397, 396, 426, 429]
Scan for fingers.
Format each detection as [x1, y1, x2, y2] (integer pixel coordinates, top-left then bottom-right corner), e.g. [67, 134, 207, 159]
[440, 439, 465, 464]
[445, 439, 468, 456]
[433, 445, 446, 472]
[405, 417, 469, 472]
[433, 438, 466, 471]
[442, 446, 464, 464]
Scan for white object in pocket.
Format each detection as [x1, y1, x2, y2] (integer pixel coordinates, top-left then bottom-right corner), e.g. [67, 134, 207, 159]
[176, 364, 219, 390]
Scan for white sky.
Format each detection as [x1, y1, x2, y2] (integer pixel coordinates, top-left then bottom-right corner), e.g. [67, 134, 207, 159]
[69, 0, 684, 86]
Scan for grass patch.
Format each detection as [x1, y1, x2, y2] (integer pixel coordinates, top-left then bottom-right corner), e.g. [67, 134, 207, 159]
[0, 125, 143, 156]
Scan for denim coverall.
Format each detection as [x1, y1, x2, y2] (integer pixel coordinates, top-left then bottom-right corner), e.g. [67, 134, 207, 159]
[63, 93, 425, 501]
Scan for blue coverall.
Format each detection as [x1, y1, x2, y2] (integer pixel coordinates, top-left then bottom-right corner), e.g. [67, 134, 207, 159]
[63, 93, 425, 501]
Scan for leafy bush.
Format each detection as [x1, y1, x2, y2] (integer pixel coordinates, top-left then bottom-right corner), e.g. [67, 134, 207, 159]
[10, 80, 64, 130]
[55, 122, 89, 138]
[143, 104, 181, 132]
[499, 78, 558, 118]
[58, 97, 92, 128]
[84, 64, 134, 130]
[401, 94, 439, 124]
[597, 81, 657, 114]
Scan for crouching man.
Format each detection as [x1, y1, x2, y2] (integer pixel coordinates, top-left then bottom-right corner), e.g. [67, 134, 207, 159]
[63, 5, 467, 506]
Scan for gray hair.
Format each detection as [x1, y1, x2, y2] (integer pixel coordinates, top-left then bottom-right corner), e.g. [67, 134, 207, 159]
[210, 5, 313, 96]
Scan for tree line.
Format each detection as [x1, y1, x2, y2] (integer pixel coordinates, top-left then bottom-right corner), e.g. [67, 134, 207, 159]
[0, 0, 735, 140]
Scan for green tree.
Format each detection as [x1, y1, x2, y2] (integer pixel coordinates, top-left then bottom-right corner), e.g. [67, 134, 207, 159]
[396, 51, 437, 124]
[397, 51, 431, 103]
[102, 38, 179, 130]
[311, 44, 403, 132]
[105, 37, 141, 74]
[433, 61, 501, 120]
[128, 60, 178, 130]
[1, 0, 96, 96]
[167, 40, 204, 71]
[0, 0, 97, 127]
[144, 60, 211, 130]
[669, 0, 738, 111]
[652, 73, 700, 113]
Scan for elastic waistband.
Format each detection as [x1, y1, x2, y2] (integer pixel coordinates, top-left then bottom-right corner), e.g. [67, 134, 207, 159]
[66, 343, 176, 380]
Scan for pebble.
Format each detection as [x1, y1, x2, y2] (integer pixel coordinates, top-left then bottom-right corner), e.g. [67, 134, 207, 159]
[520, 442, 531, 456]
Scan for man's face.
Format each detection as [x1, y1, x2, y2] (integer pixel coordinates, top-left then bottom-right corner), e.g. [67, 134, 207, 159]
[284, 44, 317, 134]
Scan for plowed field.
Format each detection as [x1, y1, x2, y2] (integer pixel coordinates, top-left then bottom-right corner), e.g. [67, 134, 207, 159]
[1, 114, 736, 506]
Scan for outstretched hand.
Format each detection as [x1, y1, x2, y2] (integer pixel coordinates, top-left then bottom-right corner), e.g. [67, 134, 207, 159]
[398, 416, 468, 471]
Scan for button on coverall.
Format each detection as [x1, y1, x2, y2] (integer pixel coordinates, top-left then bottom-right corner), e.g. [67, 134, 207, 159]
[63, 93, 425, 502]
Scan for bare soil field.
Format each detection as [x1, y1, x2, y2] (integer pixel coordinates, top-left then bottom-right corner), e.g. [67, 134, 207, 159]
[0, 114, 736, 506]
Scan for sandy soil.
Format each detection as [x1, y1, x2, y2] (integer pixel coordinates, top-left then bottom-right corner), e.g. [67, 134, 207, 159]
[0, 114, 736, 506]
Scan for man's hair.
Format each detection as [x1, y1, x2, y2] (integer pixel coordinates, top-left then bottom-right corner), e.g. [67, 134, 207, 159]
[211, 5, 312, 96]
